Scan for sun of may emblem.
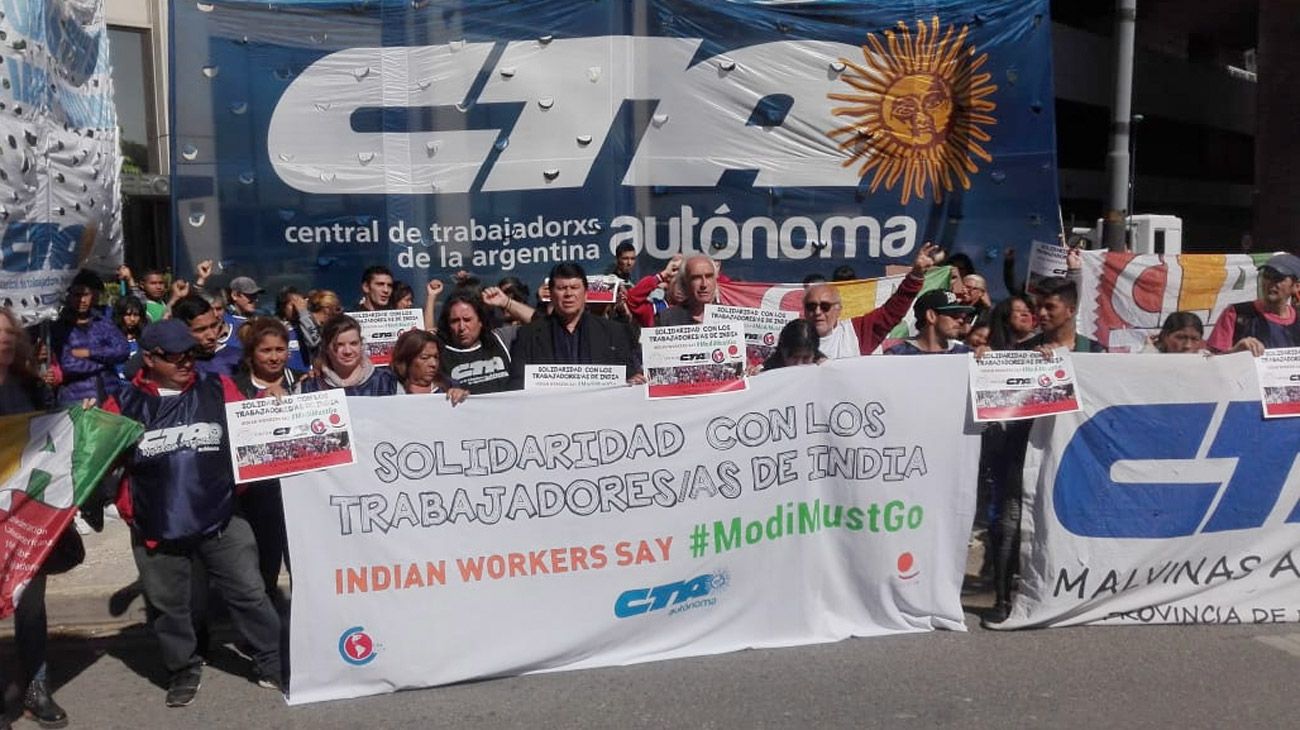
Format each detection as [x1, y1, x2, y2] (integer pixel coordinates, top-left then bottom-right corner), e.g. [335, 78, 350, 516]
[828, 16, 998, 205]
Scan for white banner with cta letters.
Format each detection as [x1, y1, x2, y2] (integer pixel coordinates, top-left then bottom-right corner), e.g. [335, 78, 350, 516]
[281, 356, 979, 704]
[995, 352, 1300, 629]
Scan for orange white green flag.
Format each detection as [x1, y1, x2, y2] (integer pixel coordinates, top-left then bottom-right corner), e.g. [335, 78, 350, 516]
[717, 266, 952, 340]
[0, 407, 142, 617]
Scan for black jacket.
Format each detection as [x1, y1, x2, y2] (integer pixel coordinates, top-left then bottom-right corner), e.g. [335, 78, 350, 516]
[508, 313, 641, 389]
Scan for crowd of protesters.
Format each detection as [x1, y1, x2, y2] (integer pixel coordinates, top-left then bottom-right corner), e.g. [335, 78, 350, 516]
[2, 244, 1299, 722]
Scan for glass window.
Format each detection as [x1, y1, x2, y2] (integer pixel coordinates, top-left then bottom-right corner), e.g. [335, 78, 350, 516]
[108, 27, 153, 173]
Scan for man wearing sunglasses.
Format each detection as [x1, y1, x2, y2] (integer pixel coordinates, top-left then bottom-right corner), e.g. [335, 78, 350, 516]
[103, 320, 283, 706]
[885, 290, 977, 355]
[803, 242, 941, 357]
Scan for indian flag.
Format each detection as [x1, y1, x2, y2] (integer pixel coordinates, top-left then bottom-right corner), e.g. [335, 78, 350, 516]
[0, 407, 142, 617]
[717, 266, 953, 339]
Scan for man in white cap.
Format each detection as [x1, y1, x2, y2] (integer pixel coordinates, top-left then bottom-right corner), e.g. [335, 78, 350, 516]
[1207, 252, 1300, 354]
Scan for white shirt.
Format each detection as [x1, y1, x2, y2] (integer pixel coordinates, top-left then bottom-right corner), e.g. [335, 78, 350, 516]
[819, 320, 862, 359]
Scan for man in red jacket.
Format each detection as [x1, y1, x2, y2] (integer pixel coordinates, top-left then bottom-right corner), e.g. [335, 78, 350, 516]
[104, 320, 283, 707]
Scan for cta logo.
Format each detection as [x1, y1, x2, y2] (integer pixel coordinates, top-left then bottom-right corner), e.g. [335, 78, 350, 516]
[1055, 402, 1300, 538]
[679, 352, 707, 362]
[338, 626, 377, 666]
[614, 571, 729, 618]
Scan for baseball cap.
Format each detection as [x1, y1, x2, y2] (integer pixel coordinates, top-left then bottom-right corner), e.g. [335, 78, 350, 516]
[139, 320, 198, 354]
[913, 289, 975, 319]
[1259, 253, 1300, 280]
[228, 276, 265, 295]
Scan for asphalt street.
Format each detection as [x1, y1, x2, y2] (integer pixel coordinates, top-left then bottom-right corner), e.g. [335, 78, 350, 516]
[1, 613, 1295, 729]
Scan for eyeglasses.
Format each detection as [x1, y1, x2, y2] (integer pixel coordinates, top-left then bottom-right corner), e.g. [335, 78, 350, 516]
[804, 301, 840, 313]
[152, 349, 196, 364]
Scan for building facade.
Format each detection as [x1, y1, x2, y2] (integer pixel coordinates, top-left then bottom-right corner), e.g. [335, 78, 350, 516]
[103, 0, 1268, 272]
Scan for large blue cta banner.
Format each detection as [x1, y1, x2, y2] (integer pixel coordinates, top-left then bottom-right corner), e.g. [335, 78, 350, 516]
[170, 0, 1057, 298]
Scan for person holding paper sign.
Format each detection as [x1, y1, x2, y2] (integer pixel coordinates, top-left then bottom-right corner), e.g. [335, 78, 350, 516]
[296, 315, 398, 397]
[230, 317, 302, 618]
[509, 262, 644, 389]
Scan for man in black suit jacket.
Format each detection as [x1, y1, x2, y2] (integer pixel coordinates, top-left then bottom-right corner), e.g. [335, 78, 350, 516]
[509, 262, 645, 389]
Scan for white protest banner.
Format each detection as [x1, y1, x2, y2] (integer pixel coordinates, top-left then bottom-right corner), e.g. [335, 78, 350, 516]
[968, 350, 1081, 421]
[346, 309, 425, 366]
[641, 323, 747, 399]
[703, 305, 798, 368]
[1027, 240, 1069, 294]
[280, 356, 979, 705]
[225, 390, 355, 483]
[525, 364, 627, 390]
[1254, 347, 1300, 418]
[994, 352, 1300, 629]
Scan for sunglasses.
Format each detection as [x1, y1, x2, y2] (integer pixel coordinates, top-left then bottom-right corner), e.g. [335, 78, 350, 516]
[804, 301, 839, 313]
[152, 349, 196, 364]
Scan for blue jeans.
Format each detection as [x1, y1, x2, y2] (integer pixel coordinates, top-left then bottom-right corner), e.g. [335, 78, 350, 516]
[132, 515, 282, 682]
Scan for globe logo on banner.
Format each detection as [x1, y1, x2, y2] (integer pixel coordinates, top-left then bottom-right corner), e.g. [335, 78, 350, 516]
[338, 626, 377, 666]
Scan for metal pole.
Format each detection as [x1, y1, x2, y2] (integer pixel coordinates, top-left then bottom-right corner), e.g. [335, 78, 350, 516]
[1127, 114, 1142, 240]
[1102, 0, 1137, 252]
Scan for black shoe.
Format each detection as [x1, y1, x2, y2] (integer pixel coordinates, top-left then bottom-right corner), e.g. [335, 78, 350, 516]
[23, 679, 68, 729]
[981, 602, 1011, 628]
[165, 667, 202, 708]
